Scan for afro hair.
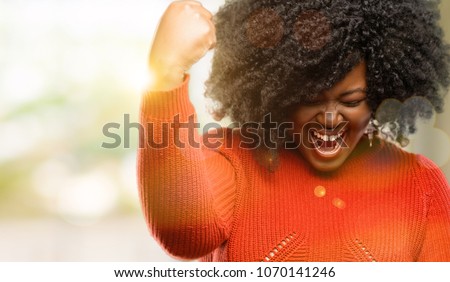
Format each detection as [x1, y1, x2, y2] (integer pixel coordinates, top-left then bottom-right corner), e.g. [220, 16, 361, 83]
[205, 0, 450, 146]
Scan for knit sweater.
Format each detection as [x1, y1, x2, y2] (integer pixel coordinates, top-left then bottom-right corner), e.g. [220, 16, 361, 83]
[138, 76, 450, 262]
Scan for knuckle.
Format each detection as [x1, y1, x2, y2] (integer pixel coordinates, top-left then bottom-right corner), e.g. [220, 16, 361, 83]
[170, 1, 190, 11]
[168, 1, 180, 9]
[204, 9, 213, 18]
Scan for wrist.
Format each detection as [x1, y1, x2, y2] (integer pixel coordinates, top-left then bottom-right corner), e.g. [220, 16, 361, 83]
[150, 70, 185, 92]
[148, 58, 186, 91]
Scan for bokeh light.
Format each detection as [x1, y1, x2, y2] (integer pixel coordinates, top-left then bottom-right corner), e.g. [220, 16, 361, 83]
[314, 185, 327, 198]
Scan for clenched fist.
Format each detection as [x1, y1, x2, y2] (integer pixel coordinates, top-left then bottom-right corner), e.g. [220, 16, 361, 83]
[149, 0, 216, 91]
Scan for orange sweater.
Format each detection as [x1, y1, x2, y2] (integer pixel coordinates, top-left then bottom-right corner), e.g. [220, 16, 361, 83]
[138, 77, 450, 261]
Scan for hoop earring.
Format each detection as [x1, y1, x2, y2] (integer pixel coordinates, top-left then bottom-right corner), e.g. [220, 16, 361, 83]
[365, 118, 379, 147]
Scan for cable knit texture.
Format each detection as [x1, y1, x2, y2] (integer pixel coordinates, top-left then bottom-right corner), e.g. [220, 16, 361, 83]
[138, 77, 450, 262]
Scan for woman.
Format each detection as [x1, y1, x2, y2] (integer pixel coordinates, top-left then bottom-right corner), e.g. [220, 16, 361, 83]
[138, 0, 450, 261]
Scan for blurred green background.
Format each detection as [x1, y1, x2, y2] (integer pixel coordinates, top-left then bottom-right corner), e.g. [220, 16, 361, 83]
[0, 0, 449, 261]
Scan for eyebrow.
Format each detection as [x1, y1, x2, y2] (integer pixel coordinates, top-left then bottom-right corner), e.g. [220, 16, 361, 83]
[339, 88, 367, 97]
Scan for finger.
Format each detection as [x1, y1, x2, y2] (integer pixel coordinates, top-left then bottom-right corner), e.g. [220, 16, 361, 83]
[189, 5, 213, 20]
[196, 6, 213, 20]
[206, 18, 216, 38]
[170, 0, 202, 14]
[207, 21, 217, 50]
[178, 0, 212, 21]
[178, 0, 202, 7]
[209, 38, 216, 50]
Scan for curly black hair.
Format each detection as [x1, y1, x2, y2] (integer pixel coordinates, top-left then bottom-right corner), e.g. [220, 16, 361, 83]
[205, 0, 450, 146]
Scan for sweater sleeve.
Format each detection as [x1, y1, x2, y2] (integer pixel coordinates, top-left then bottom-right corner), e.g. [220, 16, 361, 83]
[415, 155, 450, 262]
[137, 76, 237, 259]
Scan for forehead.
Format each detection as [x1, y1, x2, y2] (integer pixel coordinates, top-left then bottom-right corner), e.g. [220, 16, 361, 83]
[322, 61, 367, 97]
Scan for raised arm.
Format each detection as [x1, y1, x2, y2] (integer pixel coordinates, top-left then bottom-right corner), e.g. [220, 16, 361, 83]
[137, 1, 237, 260]
[148, 0, 216, 91]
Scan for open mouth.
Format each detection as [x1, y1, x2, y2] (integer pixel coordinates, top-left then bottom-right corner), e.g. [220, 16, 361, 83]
[310, 128, 347, 157]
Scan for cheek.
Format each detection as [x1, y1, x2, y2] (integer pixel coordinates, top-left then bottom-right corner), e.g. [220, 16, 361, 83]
[290, 107, 316, 129]
[347, 108, 371, 132]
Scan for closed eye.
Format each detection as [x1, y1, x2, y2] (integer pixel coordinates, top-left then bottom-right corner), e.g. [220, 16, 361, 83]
[301, 99, 324, 106]
[340, 98, 367, 107]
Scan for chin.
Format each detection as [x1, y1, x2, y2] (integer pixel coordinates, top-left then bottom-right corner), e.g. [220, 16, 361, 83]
[307, 156, 347, 172]
[300, 145, 353, 172]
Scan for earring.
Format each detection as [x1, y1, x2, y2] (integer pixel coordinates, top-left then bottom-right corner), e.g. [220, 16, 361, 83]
[365, 118, 379, 147]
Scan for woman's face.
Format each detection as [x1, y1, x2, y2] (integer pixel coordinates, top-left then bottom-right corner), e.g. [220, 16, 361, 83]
[290, 61, 371, 172]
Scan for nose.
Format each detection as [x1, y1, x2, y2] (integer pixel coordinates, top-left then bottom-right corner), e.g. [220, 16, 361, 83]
[315, 102, 343, 129]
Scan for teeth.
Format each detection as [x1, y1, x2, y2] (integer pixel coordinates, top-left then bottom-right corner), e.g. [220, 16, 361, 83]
[313, 131, 343, 142]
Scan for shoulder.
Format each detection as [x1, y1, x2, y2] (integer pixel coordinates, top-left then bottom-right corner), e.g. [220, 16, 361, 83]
[201, 126, 254, 168]
[381, 141, 450, 194]
[201, 127, 248, 152]
[382, 142, 448, 188]
[368, 139, 420, 172]
[411, 154, 449, 195]
[368, 141, 449, 207]
[371, 140, 448, 187]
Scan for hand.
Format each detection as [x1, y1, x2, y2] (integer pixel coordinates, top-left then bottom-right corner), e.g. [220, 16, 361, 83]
[149, 0, 216, 91]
